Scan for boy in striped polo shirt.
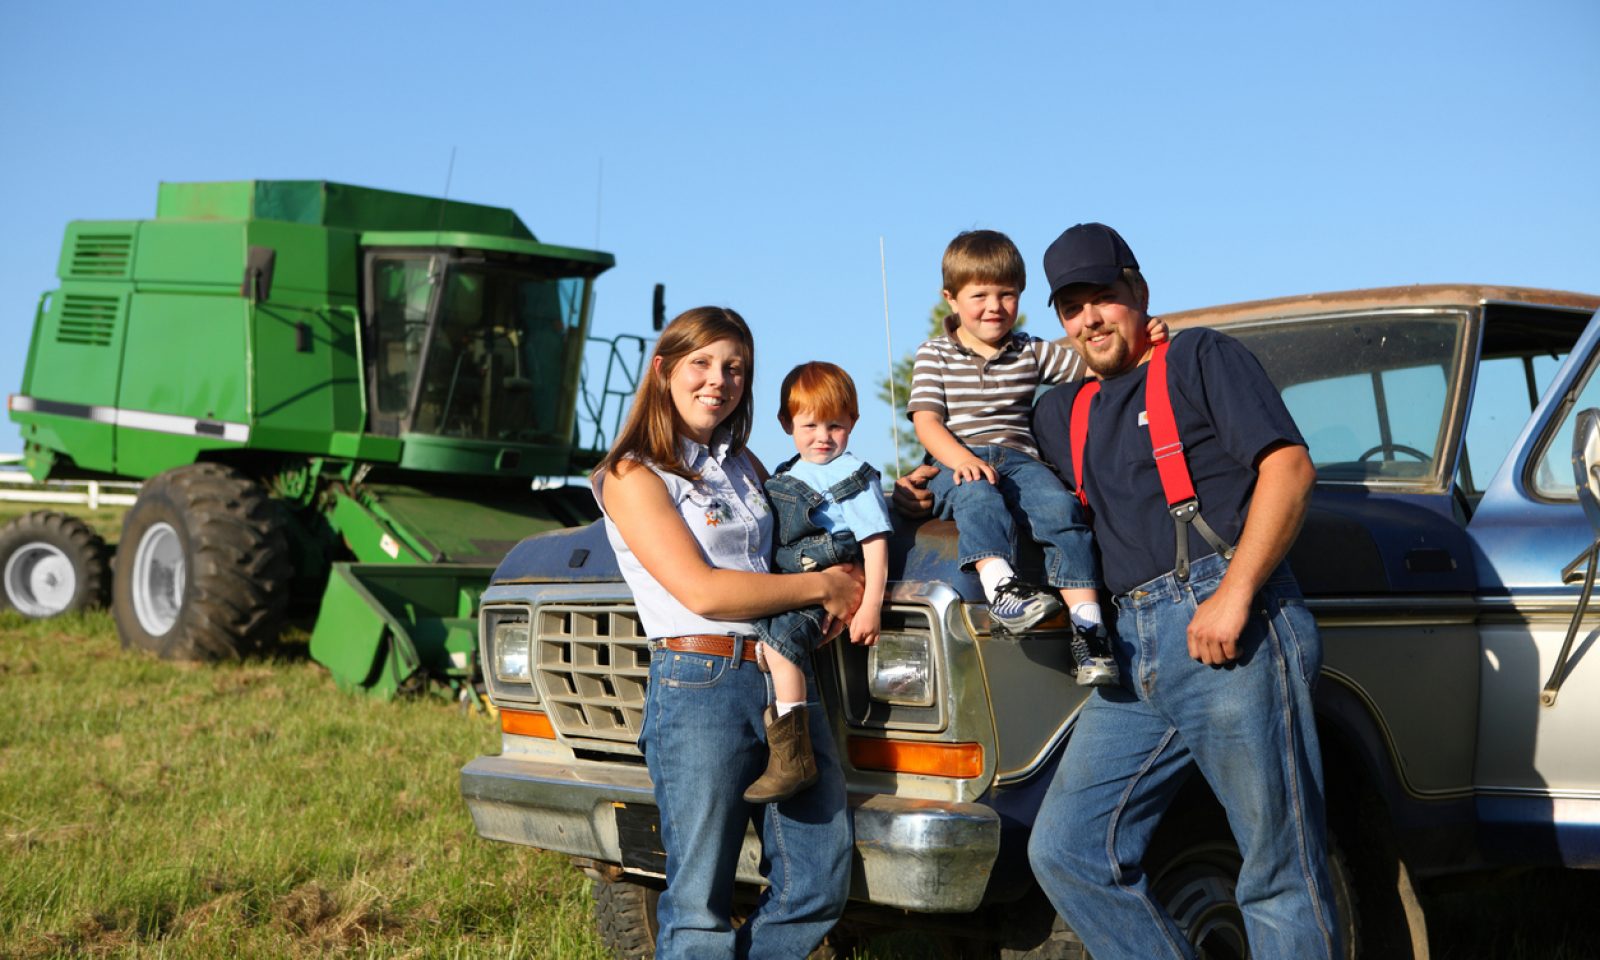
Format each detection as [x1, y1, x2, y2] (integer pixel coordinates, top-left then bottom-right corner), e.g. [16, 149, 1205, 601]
[908, 230, 1160, 682]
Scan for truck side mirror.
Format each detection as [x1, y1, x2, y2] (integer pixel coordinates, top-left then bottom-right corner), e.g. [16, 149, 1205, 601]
[242, 246, 276, 303]
[652, 283, 666, 332]
[1574, 407, 1600, 534]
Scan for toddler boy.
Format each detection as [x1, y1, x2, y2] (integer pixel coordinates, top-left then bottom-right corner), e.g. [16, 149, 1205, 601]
[746, 362, 892, 803]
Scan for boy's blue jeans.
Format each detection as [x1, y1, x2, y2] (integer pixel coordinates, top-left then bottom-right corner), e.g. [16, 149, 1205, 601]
[1027, 553, 1340, 960]
[927, 444, 1098, 588]
[641, 642, 851, 959]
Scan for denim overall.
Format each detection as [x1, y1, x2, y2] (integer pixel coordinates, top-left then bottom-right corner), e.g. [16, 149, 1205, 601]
[755, 455, 877, 667]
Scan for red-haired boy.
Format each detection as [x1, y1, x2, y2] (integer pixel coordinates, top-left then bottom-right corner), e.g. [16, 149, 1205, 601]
[744, 362, 892, 803]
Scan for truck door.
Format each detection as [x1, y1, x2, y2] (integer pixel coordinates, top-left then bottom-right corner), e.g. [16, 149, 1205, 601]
[1465, 304, 1600, 862]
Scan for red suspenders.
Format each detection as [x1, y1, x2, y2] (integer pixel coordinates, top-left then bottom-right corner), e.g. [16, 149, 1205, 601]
[1067, 340, 1235, 581]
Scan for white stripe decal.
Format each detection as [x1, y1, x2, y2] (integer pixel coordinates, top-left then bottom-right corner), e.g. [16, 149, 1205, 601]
[13, 394, 249, 444]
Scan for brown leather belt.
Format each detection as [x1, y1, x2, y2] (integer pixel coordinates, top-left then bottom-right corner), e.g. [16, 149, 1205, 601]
[659, 634, 763, 665]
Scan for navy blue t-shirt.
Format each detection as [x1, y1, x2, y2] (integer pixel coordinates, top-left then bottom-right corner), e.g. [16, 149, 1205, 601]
[1032, 327, 1306, 595]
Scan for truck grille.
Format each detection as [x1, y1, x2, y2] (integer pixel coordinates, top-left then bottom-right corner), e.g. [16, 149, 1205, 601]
[534, 604, 651, 756]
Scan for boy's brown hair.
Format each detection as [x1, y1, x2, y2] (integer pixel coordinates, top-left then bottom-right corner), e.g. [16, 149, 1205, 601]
[941, 229, 1026, 296]
[777, 361, 859, 433]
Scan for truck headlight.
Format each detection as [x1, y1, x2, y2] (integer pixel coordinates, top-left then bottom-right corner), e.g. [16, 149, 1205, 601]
[868, 633, 934, 706]
[493, 617, 533, 684]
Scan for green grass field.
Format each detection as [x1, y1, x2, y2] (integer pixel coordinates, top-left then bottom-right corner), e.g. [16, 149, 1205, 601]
[4, 505, 1600, 957]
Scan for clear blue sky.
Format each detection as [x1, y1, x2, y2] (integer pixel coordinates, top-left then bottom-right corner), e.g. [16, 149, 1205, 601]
[3, 0, 1597, 475]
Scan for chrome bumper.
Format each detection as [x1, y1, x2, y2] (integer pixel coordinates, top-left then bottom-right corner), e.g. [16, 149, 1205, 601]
[461, 754, 1001, 912]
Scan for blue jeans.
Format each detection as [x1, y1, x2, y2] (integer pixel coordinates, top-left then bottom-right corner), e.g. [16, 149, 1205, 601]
[757, 461, 872, 666]
[641, 640, 851, 959]
[927, 444, 1098, 588]
[1027, 553, 1339, 960]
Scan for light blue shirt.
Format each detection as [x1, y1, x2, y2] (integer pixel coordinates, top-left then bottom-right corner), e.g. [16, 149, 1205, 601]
[592, 431, 773, 639]
[782, 452, 893, 541]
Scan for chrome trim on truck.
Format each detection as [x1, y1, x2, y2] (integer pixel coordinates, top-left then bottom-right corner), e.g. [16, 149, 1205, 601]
[460, 755, 1001, 912]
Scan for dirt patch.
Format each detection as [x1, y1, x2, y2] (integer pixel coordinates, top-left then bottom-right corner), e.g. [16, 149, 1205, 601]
[270, 880, 396, 951]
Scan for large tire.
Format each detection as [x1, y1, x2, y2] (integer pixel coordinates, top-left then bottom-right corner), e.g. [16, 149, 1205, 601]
[589, 876, 852, 959]
[1146, 806, 1364, 960]
[111, 464, 290, 661]
[0, 510, 111, 617]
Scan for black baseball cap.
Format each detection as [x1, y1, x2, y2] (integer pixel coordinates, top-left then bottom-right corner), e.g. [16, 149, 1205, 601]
[1043, 222, 1139, 306]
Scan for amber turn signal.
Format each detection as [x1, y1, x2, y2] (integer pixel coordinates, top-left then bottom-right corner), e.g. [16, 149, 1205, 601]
[501, 708, 556, 739]
[848, 736, 983, 779]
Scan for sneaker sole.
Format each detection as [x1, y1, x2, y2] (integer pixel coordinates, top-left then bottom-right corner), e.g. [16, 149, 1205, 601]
[1075, 659, 1120, 687]
[990, 601, 1064, 634]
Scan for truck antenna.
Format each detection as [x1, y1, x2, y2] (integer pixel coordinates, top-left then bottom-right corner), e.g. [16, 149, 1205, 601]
[881, 236, 903, 479]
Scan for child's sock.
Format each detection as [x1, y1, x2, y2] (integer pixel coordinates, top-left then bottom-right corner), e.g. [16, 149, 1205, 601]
[1070, 602, 1103, 630]
[774, 700, 804, 717]
[977, 559, 1017, 603]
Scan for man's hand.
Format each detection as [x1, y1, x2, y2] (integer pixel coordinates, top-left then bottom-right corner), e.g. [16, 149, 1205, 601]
[1187, 585, 1249, 665]
[891, 464, 938, 518]
[1147, 315, 1170, 344]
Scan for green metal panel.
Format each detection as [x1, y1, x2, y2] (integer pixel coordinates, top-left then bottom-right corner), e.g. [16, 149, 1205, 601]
[360, 231, 615, 272]
[131, 221, 244, 292]
[56, 221, 139, 281]
[357, 482, 598, 564]
[309, 562, 492, 698]
[396, 433, 573, 477]
[156, 180, 538, 240]
[250, 301, 364, 444]
[245, 219, 360, 299]
[327, 489, 431, 563]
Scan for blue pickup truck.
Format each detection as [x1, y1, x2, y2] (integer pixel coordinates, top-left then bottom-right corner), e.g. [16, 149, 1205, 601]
[461, 284, 1600, 959]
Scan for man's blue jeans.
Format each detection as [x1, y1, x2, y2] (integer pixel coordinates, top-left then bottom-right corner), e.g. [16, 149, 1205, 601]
[641, 640, 851, 959]
[927, 444, 1098, 589]
[1028, 553, 1340, 960]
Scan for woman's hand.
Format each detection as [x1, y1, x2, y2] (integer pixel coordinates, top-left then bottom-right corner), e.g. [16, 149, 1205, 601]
[815, 563, 865, 624]
[891, 465, 938, 518]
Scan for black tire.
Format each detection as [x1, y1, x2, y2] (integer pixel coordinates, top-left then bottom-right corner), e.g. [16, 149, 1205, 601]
[589, 876, 853, 959]
[0, 510, 111, 617]
[1146, 806, 1364, 960]
[999, 884, 1090, 959]
[111, 463, 290, 661]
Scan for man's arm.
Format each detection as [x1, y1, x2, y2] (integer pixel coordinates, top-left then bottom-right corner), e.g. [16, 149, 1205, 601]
[1186, 442, 1315, 665]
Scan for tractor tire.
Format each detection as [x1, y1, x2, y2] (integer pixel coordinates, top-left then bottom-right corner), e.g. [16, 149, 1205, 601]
[0, 510, 111, 617]
[111, 464, 291, 661]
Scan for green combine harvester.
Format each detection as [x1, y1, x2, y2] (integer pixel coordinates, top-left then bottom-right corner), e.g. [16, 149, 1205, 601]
[0, 180, 651, 698]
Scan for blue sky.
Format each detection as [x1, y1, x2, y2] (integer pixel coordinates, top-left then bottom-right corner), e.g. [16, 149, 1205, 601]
[2, 0, 1597, 475]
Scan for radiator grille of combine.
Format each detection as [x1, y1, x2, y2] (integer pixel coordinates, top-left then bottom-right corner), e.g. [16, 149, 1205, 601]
[535, 604, 651, 755]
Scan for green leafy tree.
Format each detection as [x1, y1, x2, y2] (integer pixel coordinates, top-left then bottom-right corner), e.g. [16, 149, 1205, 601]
[876, 297, 1025, 477]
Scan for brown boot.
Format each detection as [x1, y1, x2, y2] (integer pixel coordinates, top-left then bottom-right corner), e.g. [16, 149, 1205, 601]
[742, 705, 819, 803]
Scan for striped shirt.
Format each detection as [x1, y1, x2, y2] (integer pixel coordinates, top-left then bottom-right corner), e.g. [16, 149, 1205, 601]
[907, 319, 1084, 459]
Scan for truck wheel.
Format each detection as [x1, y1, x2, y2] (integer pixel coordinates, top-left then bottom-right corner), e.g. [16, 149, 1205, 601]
[111, 464, 290, 660]
[589, 876, 853, 959]
[1147, 807, 1362, 960]
[0, 510, 111, 617]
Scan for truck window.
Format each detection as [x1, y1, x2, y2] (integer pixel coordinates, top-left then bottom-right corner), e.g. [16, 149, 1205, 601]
[1234, 314, 1464, 487]
[1530, 357, 1600, 500]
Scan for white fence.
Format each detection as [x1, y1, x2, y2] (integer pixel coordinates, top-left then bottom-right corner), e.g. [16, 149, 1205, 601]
[0, 454, 140, 508]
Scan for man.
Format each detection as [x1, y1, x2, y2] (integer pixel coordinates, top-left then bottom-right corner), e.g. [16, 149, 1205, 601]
[897, 223, 1340, 959]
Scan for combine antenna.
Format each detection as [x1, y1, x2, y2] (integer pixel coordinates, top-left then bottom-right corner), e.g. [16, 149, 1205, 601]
[595, 157, 604, 247]
[881, 236, 903, 479]
[434, 146, 458, 241]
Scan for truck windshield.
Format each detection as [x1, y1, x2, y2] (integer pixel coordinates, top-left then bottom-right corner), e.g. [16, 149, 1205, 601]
[1230, 313, 1467, 486]
[369, 254, 587, 443]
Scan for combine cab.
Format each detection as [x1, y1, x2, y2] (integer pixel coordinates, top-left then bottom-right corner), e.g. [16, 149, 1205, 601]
[2, 180, 650, 698]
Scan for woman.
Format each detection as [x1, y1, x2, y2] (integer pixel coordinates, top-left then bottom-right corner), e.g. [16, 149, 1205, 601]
[592, 306, 862, 959]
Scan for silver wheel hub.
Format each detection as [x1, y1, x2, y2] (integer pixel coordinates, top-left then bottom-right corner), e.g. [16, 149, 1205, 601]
[3, 542, 77, 617]
[131, 522, 185, 636]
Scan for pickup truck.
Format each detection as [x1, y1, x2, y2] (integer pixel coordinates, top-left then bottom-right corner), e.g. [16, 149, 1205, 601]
[460, 284, 1600, 959]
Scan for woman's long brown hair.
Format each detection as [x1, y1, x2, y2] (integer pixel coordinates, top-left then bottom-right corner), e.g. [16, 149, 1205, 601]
[595, 306, 756, 481]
